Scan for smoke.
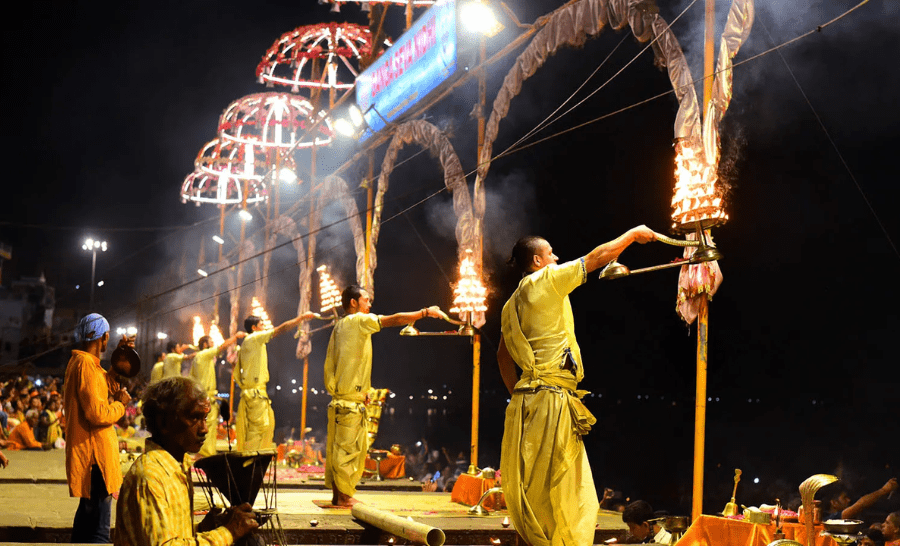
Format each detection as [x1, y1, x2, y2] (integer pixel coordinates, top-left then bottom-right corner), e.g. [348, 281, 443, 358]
[421, 168, 539, 271]
[662, 0, 899, 132]
[315, 198, 360, 287]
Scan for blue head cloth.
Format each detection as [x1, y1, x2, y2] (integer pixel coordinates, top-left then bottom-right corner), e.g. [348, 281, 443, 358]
[74, 313, 110, 343]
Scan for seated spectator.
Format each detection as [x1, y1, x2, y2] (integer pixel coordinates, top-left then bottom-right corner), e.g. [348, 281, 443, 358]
[862, 527, 886, 546]
[37, 396, 64, 447]
[6, 409, 50, 450]
[823, 479, 898, 521]
[8, 398, 26, 429]
[622, 500, 670, 544]
[883, 511, 900, 546]
[114, 376, 258, 545]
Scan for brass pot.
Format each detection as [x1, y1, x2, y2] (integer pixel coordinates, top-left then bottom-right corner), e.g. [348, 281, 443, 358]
[823, 519, 863, 535]
[660, 516, 690, 534]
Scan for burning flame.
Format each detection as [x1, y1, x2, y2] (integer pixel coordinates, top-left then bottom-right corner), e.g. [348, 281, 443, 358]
[209, 321, 225, 347]
[671, 142, 728, 227]
[317, 265, 342, 314]
[192, 316, 205, 346]
[450, 252, 487, 322]
[250, 296, 274, 331]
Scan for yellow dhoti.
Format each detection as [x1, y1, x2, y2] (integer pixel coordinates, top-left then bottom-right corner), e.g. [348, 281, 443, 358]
[324, 399, 368, 497]
[499, 258, 599, 546]
[199, 391, 220, 457]
[236, 387, 274, 451]
[500, 388, 598, 546]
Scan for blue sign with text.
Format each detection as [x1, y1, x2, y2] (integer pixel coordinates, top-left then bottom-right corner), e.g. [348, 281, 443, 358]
[355, 0, 457, 141]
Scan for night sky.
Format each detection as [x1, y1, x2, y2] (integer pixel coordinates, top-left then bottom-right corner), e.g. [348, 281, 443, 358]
[4, 0, 898, 514]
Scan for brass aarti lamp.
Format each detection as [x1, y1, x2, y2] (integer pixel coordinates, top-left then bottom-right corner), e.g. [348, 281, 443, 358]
[400, 309, 475, 337]
[599, 221, 723, 280]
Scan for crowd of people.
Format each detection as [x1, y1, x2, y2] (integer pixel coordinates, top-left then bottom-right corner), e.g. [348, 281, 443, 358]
[0, 373, 65, 451]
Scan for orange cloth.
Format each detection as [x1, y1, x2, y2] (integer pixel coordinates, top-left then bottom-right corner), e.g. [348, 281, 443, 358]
[63, 350, 126, 498]
[676, 515, 838, 546]
[7, 421, 42, 450]
[364, 452, 406, 479]
[451, 473, 505, 510]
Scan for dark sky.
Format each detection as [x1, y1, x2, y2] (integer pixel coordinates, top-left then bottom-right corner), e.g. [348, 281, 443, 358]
[4, 0, 899, 512]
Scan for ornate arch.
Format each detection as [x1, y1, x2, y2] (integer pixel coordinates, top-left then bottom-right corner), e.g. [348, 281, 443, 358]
[472, 0, 703, 229]
[368, 119, 474, 290]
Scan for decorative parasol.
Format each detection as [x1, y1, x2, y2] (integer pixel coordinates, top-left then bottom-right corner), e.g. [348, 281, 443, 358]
[256, 23, 391, 94]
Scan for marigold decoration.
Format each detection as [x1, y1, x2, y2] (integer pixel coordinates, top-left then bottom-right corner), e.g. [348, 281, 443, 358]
[316, 265, 342, 315]
[449, 251, 487, 325]
[219, 93, 333, 150]
[256, 23, 391, 93]
[181, 138, 269, 206]
[192, 316, 206, 347]
[250, 296, 274, 331]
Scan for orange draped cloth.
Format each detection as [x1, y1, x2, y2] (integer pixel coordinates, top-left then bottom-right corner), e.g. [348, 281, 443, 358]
[676, 515, 838, 546]
[451, 473, 505, 510]
[364, 452, 406, 479]
[6, 421, 42, 450]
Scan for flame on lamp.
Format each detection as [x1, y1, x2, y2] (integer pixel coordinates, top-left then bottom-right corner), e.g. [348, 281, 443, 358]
[317, 265, 342, 314]
[449, 251, 487, 323]
[192, 316, 206, 347]
[209, 322, 225, 347]
[670, 141, 728, 228]
[250, 296, 274, 331]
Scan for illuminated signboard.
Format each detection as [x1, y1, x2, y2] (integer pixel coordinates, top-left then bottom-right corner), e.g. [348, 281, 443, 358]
[355, 0, 458, 140]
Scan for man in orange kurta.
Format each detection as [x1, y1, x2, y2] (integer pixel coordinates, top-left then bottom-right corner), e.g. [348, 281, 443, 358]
[6, 410, 45, 450]
[63, 313, 132, 544]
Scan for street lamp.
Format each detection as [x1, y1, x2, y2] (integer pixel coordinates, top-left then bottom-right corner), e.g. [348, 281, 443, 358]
[81, 238, 107, 310]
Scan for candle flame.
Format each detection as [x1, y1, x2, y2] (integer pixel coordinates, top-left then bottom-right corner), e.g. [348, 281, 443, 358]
[670, 142, 728, 227]
[449, 252, 487, 322]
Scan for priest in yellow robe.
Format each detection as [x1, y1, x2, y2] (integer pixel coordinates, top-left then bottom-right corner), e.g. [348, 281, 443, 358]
[498, 226, 657, 546]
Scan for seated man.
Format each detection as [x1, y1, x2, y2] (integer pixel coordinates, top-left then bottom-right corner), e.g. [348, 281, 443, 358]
[883, 511, 900, 546]
[622, 500, 671, 544]
[114, 377, 258, 545]
[6, 409, 50, 450]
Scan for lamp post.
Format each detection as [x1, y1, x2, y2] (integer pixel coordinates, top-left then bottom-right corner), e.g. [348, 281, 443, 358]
[81, 238, 107, 311]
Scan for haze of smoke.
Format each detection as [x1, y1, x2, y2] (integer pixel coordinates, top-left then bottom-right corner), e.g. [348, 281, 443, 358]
[315, 198, 359, 286]
[483, 170, 540, 264]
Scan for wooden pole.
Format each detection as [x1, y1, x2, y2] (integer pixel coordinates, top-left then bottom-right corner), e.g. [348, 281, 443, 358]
[692, 294, 709, 520]
[468, 35, 488, 472]
[300, 356, 309, 440]
[470, 334, 481, 470]
[230, 181, 249, 434]
[364, 156, 374, 291]
[214, 204, 225, 320]
[692, 0, 716, 521]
